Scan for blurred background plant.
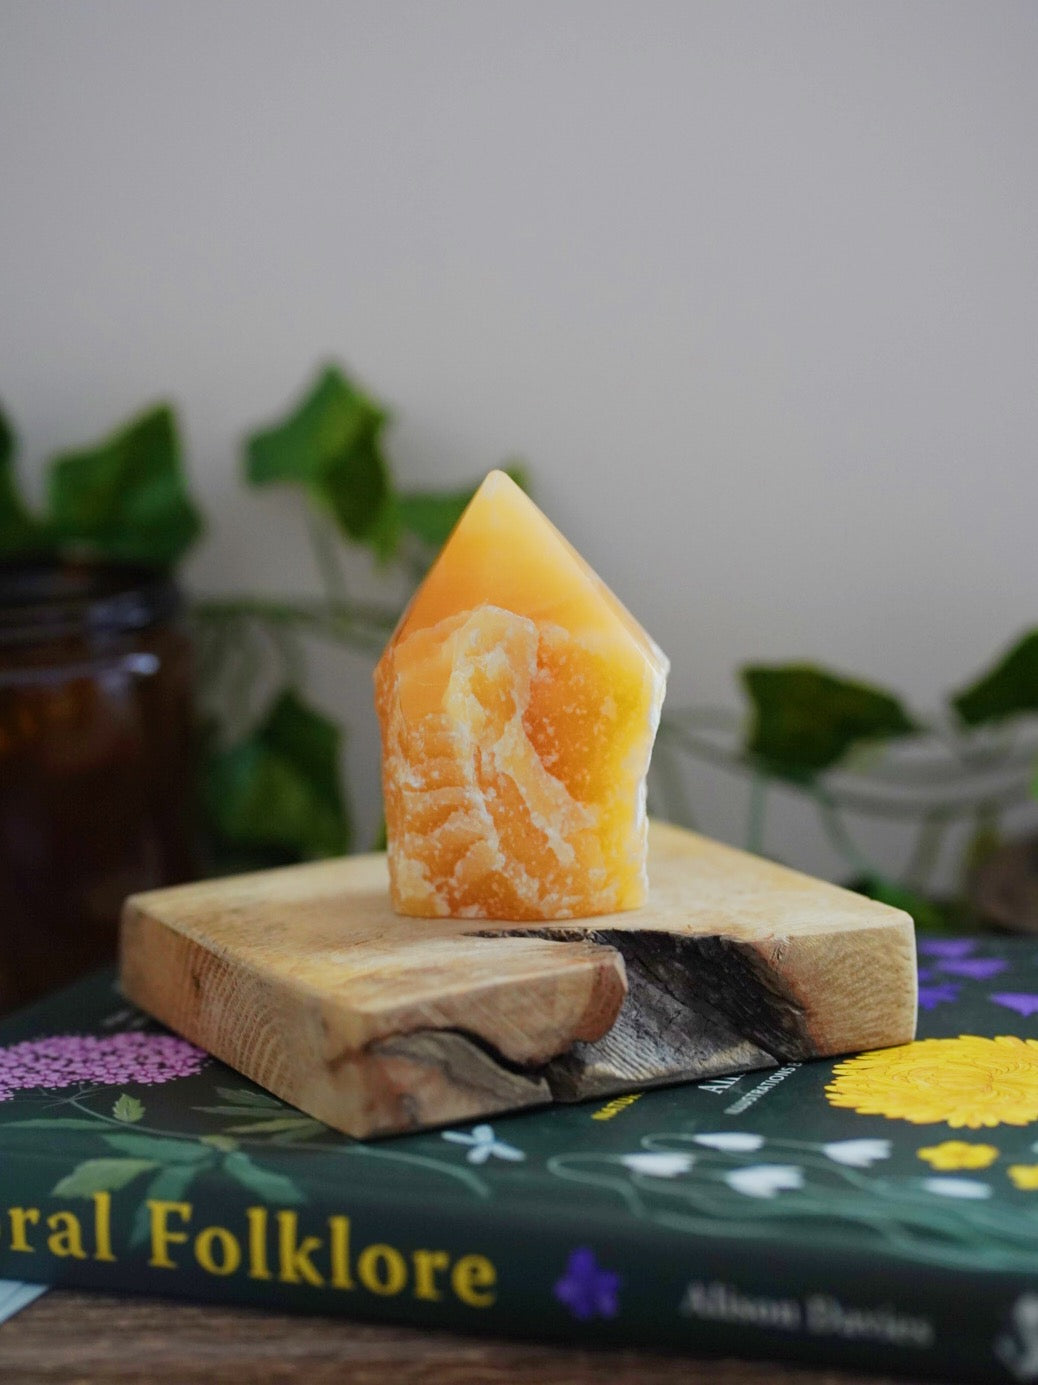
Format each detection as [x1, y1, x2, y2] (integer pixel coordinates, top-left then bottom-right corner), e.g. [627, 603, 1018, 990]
[652, 648, 1038, 932]
[0, 365, 526, 877]
[2, 365, 1036, 933]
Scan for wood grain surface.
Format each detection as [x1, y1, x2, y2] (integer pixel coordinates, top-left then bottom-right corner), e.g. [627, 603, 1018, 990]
[0, 1290, 937, 1385]
[121, 821, 917, 1137]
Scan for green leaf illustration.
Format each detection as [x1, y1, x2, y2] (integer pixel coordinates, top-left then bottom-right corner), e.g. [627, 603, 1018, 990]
[0, 401, 39, 556]
[270, 1123, 328, 1146]
[223, 1151, 305, 1205]
[101, 1133, 211, 1163]
[200, 1134, 239, 1153]
[5, 1119, 109, 1131]
[741, 664, 918, 779]
[214, 1087, 284, 1109]
[397, 463, 529, 551]
[222, 1117, 323, 1136]
[52, 1158, 158, 1198]
[192, 1106, 292, 1119]
[113, 1094, 145, 1124]
[130, 1166, 200, 1248]
[951, 630, 1038, 727]
[46, 403, 202, 565]
[204, 690, 350, 859]
[245, 365, 393, 553]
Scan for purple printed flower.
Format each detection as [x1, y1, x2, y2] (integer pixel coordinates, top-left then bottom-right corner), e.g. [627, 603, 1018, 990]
[939, 958, 1009, 981]
[554, 1248, 621, 1321]
[918, 939, 976, 960]
[990, 994, 1038, 1018]
[0, 1033, 207, 1102]
[918, 983, 961, 1011]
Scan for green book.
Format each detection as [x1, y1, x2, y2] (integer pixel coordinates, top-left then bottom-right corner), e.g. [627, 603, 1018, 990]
[2, 937, 1038, 1381]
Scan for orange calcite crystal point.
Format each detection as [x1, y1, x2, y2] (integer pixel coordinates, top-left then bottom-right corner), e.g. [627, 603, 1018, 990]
[374, 471, 669, 919]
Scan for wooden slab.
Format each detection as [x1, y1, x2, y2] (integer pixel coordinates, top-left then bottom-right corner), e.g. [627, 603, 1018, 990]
[119, 821, 917, 1138]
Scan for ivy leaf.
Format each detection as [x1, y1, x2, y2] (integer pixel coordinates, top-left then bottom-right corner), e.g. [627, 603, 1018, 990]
[222, 1151, 305, 1205]
[130, 1165, 200, 1248]
[47, 404, 202, 565]
[950, 631, 1038, 727]
[397, 464, 529, 551]
[101, 1133, 211, 1163]
[245, 365, 393, 554]
[204, 690, 350, 860]
[742, 664, 918, 779]
[52, 1157, 157, 1198]
[0, 401, 39, 556]
[112, 1094, 145, 1124]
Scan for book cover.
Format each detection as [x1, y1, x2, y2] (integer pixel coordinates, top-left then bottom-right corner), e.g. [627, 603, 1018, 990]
[1, 936, 1038, 1381]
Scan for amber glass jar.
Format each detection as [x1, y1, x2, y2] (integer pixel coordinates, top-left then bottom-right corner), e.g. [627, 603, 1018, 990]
[0, 560, 196, 1012]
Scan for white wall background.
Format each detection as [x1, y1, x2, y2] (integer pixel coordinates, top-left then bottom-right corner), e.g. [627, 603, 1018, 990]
[2, 1, 1036, 873]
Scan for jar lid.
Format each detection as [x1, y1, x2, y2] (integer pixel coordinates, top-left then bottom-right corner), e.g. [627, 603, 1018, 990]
[0, 559, 181, 647]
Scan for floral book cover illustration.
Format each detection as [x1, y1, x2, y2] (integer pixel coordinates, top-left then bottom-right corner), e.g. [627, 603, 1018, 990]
[2, 938, 1038, 1381]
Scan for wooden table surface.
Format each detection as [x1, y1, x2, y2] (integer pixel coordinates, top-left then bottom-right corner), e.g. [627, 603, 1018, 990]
[0, 1289, 938, 1385]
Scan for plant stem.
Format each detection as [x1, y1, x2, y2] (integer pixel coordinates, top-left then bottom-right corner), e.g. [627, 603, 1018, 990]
[194, 597, 397, 655]
[903, 811, 951, 892]
[64, 1092, 195, 1143]
[304, 504, 350, 605]
[811, 786, 884, 880]
[659, 717, 1033, 820]
[262, 619, 306, 689]
[664, 705, 1038, 789]
[746, 773, 767, 856]
[649, 734, 698, 829]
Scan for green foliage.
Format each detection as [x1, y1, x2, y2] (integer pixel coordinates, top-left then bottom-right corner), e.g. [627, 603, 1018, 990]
[396, 463, 530, 551]
[112, 1094, 145, 1123]
[204, 690, 351, 861]
[741, 664, 918, 779]
[215, 1086, 283, 1109]
[223, 1151, 305, 1204]
[200, 1134, 239, 1153]
[245, 365, 392, 552]
[951, 630, 1038, 727]
[0, 399, 202, 566]
[849, 877, 962, 934]
[130, 1166, 201, 1247]
[101, 1132, 210, 1162]
[0, 374, 526, 863]
[193, 1088, 327, 1145]
[219, 1116, 322, 1135]
[52, 1157, 158, 1198]
[242, 365, 528, 568]
[0, 401, 39, 554]
[47, 405, 202, 564]
[6, 1118, 117, 1131]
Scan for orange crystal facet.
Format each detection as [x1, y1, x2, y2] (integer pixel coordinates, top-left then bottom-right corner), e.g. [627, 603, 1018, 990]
[374, 471, 669, 919]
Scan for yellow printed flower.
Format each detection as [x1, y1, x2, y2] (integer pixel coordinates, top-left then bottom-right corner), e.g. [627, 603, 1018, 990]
[916, 1141, 999, 1171]
[1008, 1165, 1038, 1191]
[826, 1036, 1038, 1129]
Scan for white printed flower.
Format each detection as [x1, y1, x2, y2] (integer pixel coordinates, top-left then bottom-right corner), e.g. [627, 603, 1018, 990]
[693, 1132, 765, 1153]
[725, 1164, 804, 1199]
[441, 1124, 525, 1165]
[922, 1177, 992, 1200]
[822, 1139, 892, 1168]
[620, 1152, 695, 1178]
